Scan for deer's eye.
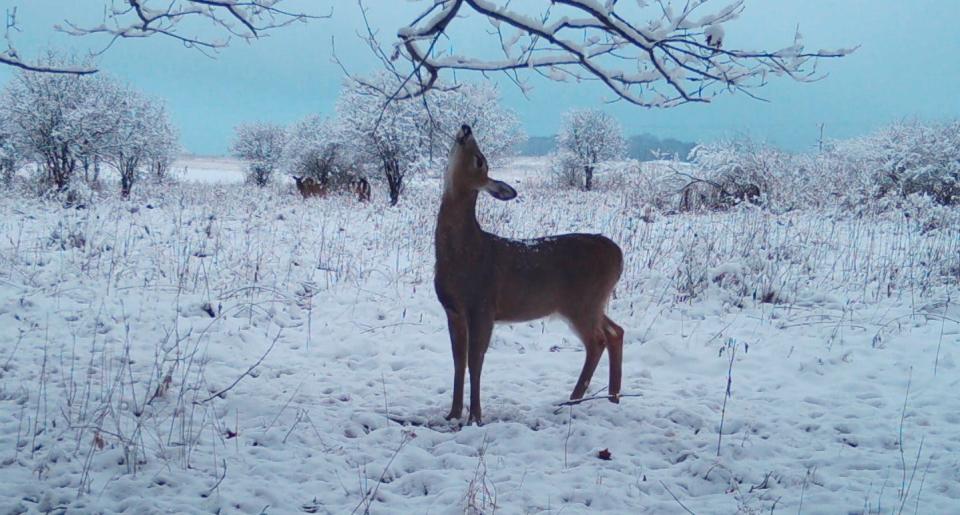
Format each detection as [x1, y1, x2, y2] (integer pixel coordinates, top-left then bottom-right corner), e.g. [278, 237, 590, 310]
[475, 155, 485, 169]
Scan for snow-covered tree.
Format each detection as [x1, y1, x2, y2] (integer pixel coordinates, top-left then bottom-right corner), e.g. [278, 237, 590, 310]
[334, 73, 523, 205]
[284, 114, 356, 190]
[145, 105, 181, 183]
[555, 109, 626, 190]
[0, 53, 126, 191]
[335, 74, 422, 205]
[231, 122, 286, 187]
[103, 93, 179, 196]
[432, 82, 524, 167]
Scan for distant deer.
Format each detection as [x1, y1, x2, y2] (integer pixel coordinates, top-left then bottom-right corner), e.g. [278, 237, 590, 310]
[435, 125, 624, 425]
[354, 177, 371, 202]
[293, 176, 326, 199]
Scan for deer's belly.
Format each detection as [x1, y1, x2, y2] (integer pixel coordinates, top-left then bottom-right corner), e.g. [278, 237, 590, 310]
[494, 286, 560, 322]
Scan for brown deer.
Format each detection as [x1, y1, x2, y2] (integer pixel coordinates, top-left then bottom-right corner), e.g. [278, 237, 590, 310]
[293, 176, 327, 199]
[435, 125, 624, 425]
[354, 176, 371, 202]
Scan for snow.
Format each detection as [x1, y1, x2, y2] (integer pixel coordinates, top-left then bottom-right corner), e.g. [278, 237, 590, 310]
[0, 158, 958, 513]
[174, 155, 247, 183]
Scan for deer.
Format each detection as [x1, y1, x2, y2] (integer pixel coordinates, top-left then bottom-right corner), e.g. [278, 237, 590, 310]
[435, 124, 624, 425]
[354, 176, 371, 202]
[293, 176, 327, 199]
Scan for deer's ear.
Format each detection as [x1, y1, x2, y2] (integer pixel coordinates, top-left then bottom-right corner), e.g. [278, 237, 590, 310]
[483, 179, 517, 201]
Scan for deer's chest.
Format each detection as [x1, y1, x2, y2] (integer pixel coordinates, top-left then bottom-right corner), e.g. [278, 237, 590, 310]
[434, 238, 495, 312]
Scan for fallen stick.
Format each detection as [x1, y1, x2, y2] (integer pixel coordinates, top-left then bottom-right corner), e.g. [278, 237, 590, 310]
[552, 393, 643, 414]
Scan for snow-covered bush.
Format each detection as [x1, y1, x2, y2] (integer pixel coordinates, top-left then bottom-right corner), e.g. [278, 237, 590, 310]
[554, 109, 626, 190]
[284, 114, 358, 191]
[104, 93, 179, 196]
[842, 121, 960, 206]
[0, 114, 19, 185]
[0, 52, 179, 197]
[683, 139, 785, 212]
[601, 159, 692, 212]
[145, 105, 180, 184]
[0, 53, 123, 193]
[548, 151, 578, 188]
[231, 122, 286, 187]
[685, 121, 960, 213]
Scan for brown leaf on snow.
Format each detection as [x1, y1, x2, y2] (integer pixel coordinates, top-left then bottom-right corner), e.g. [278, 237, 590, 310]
[597, 448, 612, 461]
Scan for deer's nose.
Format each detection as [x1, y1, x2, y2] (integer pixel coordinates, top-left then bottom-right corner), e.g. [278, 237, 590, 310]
[457, 124, 473, 144]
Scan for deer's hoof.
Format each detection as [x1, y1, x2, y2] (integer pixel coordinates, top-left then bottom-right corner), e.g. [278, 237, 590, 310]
[467, 412, 483, 426]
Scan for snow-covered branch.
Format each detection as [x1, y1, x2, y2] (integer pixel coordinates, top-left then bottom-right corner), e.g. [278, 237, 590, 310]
[0, 1, 325, 73]
[396, 0, 855, 106]
[61, 0, 327, 54]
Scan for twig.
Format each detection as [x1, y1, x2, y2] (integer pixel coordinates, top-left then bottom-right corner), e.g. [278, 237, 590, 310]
[934, 297, 949, 375]
[717, 338, 738, 456]
[659, 480, 697, 515]
[351, 431, 411, 515]
[563, 406, 573, 469]
[898, 368, 912, 498]
[798, 468, 810, 514]
[197, 328, 282, 403]
[205, 459, 227, 495]
[552, 392, 642, 414]
[898, 435, 925, 515]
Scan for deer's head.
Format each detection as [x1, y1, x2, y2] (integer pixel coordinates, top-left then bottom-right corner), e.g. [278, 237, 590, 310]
[445, 124, 517, 201]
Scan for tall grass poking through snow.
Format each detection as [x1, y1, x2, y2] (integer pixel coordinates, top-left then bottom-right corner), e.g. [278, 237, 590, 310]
[0, 172, 957, 508]
[481, 179, 959, 306]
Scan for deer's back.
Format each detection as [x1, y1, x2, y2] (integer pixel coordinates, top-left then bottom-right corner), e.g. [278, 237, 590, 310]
[492, 233, 623, 322]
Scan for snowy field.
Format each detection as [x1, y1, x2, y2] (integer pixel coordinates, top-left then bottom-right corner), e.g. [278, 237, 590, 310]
[1, 159, 959, 514]
[173, 156, 247, 184]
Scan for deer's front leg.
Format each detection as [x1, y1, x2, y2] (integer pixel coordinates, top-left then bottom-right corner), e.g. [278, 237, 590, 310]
[467, 314, 494, 426]
[444, 309, 468, 421]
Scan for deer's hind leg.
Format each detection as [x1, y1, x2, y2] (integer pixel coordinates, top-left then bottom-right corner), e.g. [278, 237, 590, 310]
[568, 315, 606, 401]
[602, 316, 624, 403]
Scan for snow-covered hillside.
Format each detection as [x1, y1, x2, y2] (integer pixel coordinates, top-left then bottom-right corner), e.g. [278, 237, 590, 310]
[0, 161, 958, 514]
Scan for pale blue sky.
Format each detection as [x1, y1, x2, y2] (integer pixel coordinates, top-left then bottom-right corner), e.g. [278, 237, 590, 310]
[1, 1, 957, 154]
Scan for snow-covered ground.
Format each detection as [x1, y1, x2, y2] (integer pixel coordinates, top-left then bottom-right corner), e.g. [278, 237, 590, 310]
[0, 160, 958, 514]
[173, 155, 247, 184]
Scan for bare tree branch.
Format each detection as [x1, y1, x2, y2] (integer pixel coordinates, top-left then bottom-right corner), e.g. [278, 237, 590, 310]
[61, 0, 330, 52]
[2, 7, 96, 74]
[1, 1, 328, 74]
[395, 0, 855, 106]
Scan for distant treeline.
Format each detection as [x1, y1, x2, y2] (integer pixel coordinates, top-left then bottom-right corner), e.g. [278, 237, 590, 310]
[517, 134, 696, 161]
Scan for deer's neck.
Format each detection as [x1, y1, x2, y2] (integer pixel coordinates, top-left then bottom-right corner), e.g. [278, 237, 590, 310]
[436, 190, 483, 250]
